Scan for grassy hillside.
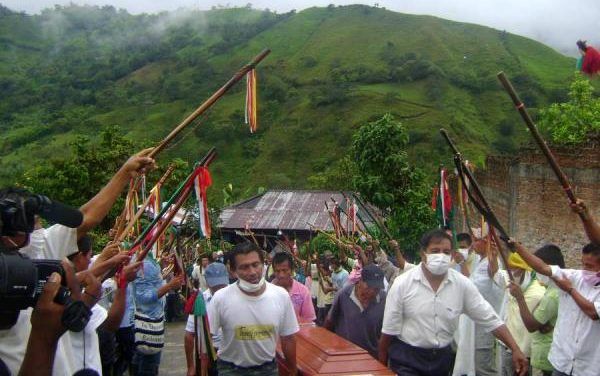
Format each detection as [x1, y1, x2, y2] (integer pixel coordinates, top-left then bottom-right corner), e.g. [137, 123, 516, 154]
[0, 4, 575, 204]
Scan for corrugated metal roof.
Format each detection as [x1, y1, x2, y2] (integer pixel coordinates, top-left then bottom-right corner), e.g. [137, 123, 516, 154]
[219, 190, 374, 232]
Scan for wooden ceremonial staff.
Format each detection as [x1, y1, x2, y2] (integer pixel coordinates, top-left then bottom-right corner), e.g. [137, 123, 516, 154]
[148, 49, 271, 159]
[132, 148, 216, 247]
[350, 192, 394, 240]
[135, 150, 217, 262]
[306, 222, 354, 247]
[116, 164, 177, 242]
[440, 129, 514, 281]
[497, 72, 584, 220]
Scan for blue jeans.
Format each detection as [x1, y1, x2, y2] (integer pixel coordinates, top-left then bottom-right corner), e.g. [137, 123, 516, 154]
[131, 351, 161, 376]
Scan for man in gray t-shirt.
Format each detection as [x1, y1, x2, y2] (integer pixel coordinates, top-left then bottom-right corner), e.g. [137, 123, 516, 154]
[324, 264, 386, 358]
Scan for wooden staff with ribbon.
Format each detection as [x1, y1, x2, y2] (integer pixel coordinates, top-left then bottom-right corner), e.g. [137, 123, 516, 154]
[148, 49, 271, 159]
[440, 129, 514, 281]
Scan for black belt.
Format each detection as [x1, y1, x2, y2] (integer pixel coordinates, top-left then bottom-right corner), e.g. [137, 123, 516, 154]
[218, 359, 275, 370]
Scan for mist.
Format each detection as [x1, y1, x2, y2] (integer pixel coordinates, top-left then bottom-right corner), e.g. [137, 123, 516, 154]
[3, 0, 598, 56]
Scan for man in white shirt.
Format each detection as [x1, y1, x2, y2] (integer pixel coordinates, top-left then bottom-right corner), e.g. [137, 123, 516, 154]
[191, 256, 209, 292]
[379, 229, 528, 376]
[208, 242, 299, 376]
[510, 239, 600, 376]
[185, 262, 229, 376]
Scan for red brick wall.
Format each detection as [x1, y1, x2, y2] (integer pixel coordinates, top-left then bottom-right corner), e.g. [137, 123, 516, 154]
[475, 145, 600, 267]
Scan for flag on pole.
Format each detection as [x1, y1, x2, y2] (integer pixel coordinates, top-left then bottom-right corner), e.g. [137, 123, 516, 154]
[193, 166, 213, 239]
[245, 69, 258, 133]
[348, 198, 358, 233]
[432, 168, 453, 229]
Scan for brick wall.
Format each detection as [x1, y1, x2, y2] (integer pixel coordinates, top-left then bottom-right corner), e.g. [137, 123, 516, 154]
[475, 144, 600, 267]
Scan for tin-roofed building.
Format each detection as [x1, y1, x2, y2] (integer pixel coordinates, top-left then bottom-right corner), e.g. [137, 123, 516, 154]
[218, 190, 377, 247]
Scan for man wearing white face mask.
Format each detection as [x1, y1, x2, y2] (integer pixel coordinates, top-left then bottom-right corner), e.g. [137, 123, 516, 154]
[379, 229, 529, 376]
[208, 242, 299, 375]
[509, 239, 600, 376]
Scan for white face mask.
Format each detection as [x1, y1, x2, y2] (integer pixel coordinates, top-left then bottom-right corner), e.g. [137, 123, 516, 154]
[237, 276, 266, 293]
[425, 253, 452, 275]
[457, 248, 469, 261]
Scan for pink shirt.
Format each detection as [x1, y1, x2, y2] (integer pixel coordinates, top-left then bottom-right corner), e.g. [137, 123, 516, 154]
[289, 279, 316, 323]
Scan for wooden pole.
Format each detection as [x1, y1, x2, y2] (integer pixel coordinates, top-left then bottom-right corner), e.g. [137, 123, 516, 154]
[149, 49, 271, 159]
[136, 152, 217, 262]
[440, 129, 512, 243]
[497, 72, 583, 220]
[116, 164, 177, 242]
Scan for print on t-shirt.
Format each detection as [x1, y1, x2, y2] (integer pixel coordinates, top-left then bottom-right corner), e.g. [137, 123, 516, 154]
[235, 325, 275, 340]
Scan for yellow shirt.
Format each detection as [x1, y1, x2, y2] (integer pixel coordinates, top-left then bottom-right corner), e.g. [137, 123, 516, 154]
[505, 279, 546, 356]
[316, 275, 334, 307]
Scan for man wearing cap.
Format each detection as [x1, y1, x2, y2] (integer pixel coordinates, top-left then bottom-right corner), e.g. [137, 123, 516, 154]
[500, 252, 546, 376]
[185, 262, 230, 376]
[324, 264, 386, 358]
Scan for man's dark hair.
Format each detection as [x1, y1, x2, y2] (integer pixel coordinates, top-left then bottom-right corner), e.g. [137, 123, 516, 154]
[577, 40, 588, 52]
[228, 242, 264, 270]
[272, 252, 294, 269]
[534, 244, 565, 268]
[420, 229, 452, 250]
[69, 235, 92, 260]
[582, 242, 600, 258]
[456, 233, 472, 246]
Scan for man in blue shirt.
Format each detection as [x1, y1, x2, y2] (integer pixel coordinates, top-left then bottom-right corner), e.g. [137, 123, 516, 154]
[330, 258, 349, 293]
[325, 264, 386, 358]
[132, 254, 183, 376]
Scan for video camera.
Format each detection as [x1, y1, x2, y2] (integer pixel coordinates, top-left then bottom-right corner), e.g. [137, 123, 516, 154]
[0, 188, 90, 330]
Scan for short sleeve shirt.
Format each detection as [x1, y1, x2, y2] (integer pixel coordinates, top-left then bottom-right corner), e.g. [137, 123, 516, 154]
[208, 282, 299, 367]
[531, 286, 559, 371]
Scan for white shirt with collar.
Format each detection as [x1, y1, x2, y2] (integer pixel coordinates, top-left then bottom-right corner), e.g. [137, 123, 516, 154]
[382, 264, 503, 349]
[548, 266, 600, 376]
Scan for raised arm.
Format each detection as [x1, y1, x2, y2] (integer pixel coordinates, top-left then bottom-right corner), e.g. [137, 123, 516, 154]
[77, 148, 155, 238]
[571, 199, 600, 246]
[508, 240, 552, 276]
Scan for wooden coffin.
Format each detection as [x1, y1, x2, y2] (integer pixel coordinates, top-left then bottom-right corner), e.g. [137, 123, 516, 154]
[276, 324, 394, 375]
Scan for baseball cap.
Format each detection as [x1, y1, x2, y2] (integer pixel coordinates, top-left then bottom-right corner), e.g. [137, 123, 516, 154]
[361, 264, 384, 289]
[204, 262, 229, 287]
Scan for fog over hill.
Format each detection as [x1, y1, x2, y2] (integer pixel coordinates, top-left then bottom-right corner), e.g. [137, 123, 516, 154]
[2, 0, 598, 56]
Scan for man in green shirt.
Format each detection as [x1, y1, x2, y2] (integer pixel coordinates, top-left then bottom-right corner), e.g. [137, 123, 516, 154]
[509, 244, 565, 376]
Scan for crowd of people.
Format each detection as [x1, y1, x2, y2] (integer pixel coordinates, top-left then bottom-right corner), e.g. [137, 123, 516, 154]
[0, 147, 599, 376]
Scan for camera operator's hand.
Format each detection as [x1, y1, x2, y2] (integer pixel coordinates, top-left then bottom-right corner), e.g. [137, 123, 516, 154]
[31, 272, 67, 343]
[120, 148, 156, 179]
[19, 259, 80, 376]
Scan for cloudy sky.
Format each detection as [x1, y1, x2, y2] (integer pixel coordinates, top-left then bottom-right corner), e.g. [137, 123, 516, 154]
[3, 0, 598, 55]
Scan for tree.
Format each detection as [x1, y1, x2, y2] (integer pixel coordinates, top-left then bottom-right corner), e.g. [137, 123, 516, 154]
[539, 73, 600, 144]
[352, 113, 435, 255]
[17, 126, 140, 248]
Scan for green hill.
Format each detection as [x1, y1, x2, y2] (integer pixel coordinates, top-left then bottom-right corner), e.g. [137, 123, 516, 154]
[0, 4, 575, 202]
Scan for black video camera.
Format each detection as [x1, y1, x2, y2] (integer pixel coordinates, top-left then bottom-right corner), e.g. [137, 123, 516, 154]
[0, 188, 89, 330]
